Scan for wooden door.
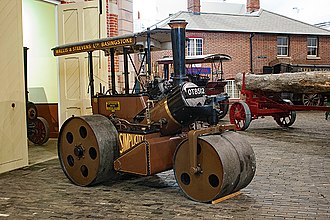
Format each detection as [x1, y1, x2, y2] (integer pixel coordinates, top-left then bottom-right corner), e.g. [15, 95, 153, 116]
[0, 0, 28, 173]
[57, 1, 108, 126]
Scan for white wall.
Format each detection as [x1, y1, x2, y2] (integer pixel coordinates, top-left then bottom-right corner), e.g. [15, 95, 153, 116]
[23, 0, 58, 103]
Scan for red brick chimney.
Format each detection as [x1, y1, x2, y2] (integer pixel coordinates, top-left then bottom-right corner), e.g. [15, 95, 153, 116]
[246, 0, 260, 13]
[187, 0, 200, 14]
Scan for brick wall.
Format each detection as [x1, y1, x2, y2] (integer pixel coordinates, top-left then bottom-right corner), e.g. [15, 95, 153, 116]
[117, 0, 134, 93]
[153, 31, 251, 80]
[290, 35, 330, 65]
[153, 31, 330, 79]
[247, 0, 260, 13]
[106, 0, 120, 89]
[200, 31, 251, 78]
[117, 0, 133, 35]
[187, 0, 201, 13]
[318, 36, 330, 62]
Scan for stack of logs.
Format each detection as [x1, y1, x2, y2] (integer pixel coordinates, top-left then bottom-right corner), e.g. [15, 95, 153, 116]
[235, 71, 330, 94]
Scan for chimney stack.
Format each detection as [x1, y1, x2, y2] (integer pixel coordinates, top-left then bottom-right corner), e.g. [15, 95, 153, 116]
[187, 0, 200, 14]
[168, 20, 188, 86]
[246, 0, 260, 13]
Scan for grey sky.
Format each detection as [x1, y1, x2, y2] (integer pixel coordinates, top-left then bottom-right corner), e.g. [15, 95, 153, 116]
[134, 0, 330, 27]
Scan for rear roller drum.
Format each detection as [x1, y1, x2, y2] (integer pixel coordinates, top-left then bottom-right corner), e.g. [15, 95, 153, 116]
[173, 131, 256, 202]
[58, 115, 119, 186]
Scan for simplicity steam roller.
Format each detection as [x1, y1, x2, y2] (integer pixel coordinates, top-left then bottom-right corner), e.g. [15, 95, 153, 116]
[52, 20, 256, 203]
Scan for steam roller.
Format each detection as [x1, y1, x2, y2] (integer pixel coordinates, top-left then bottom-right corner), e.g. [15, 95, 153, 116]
[54, 19, 256, 203]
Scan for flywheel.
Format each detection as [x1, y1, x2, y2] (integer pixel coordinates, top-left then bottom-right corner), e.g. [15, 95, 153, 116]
[173, 131, 256, 203]
[58, 114, 119, 186]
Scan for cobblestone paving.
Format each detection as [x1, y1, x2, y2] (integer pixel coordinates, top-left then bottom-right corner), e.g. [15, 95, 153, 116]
[0, 112, 329, 219]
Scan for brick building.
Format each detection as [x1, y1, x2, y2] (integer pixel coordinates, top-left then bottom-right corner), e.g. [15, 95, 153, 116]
[150, 0, 330, 98]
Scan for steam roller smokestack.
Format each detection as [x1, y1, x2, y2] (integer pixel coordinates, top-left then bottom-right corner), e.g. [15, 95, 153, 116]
[168, 20, 188, 86]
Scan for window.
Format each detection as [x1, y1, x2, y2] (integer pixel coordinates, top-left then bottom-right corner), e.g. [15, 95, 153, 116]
[225, 80, 240, 99]
[307, 36, 318, 56]
[277, 36, 289, 56]
[187, 38, 203, 56]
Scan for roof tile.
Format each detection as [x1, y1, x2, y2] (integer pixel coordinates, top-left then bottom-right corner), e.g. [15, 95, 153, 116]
[153, 10, 330, 35]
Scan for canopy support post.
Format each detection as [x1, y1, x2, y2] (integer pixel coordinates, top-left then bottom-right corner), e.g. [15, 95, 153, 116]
[110, 48, 116, 94]
[123, 47, 129, 94]
[88, 51, 94, 102]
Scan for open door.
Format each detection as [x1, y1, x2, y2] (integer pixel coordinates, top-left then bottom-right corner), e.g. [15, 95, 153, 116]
[0, 0, 28, 173]
[57, 1, 108, 126]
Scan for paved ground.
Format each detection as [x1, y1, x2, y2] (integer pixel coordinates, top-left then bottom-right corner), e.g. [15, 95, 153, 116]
[0, 111, 329, 219]
[28, 139, 57, 165]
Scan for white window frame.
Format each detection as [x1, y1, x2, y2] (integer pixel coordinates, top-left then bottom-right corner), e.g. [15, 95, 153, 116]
[225, 80, 240, 99]
[307, 36, 318, 57]
[277, 36, 289, 56]
[187, 38, 203, 56]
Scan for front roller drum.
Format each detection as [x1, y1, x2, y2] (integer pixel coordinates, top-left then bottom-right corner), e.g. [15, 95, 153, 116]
[58, 114, 119, 186]
[173, 131, 256, 203]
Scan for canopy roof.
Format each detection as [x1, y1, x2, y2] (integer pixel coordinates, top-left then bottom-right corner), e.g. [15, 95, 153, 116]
[52, 29, 173, 56]
[157, 54, 231, 65]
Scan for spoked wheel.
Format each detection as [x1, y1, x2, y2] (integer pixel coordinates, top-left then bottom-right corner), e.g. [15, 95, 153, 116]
[302, 93, 324, 106]
[27, 117, 50, 145]
[58, 115, 119, 186]
[217, 101, 229, 120]
[274, 111, 296, 127]
[26, 101, 38, 120]
[173, 131, 256, 203]
[274, 100, 296, 127]
[229, 101, 252, 131]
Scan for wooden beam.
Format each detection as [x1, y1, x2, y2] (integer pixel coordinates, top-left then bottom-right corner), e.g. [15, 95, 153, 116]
[212, 191, 241, 204]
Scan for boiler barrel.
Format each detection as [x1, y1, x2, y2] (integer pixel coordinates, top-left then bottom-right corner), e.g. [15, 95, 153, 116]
[148, 82, 209, 135]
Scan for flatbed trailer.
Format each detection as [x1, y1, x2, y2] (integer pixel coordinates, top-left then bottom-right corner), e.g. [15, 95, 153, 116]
[230, 72, 330, 130]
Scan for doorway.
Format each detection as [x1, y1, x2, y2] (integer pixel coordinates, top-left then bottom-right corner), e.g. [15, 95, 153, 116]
[22, 0, 59, 165]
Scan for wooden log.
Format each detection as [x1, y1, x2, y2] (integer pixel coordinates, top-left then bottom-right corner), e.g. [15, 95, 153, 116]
[235, 72, 330, 93]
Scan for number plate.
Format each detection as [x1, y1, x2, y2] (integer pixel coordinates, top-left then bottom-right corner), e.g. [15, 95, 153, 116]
[106, 101, 120, 111]
[185, 87, 205, 98]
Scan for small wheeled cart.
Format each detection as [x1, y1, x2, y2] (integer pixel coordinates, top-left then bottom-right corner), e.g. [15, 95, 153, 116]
[23, 47, 50, 145]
